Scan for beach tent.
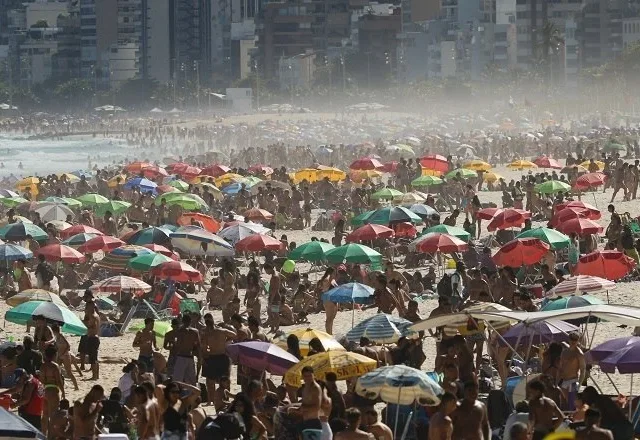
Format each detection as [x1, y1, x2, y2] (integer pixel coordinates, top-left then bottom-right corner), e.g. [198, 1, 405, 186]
[0, 407, 45, 439]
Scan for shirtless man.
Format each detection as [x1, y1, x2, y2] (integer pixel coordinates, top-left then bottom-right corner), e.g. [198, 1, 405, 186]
[527, 380, 565, 433]
[247, 316, 268, 342]
[162, 318, 180, 377]
[172, 314, 201, 386]
[559, 332, 586, 411]
[73, 385, 104, 440]
[451, 381, 490, 440]
[363, 409, 393, 440]
[200, 313, 236, 407]
[264, 263, 281, 333]
[429, 392, 457, 440]
[206, 278, 224, 308]
[133, 317, 157, 374]
[221, 262, 238, 323]
[80, 300, 101, 380]
[299, 366, 323, 440]
[335, 408, 374, 440]
[132, 385, 160, 440]
[41, 345, 65, 436]
[576, 409, 614, 440]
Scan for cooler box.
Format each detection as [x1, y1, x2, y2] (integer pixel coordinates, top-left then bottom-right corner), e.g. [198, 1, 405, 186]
[0, 395, 11, 410]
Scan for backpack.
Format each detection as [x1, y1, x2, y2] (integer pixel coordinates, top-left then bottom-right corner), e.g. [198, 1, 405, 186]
[437, 273, 453, 299]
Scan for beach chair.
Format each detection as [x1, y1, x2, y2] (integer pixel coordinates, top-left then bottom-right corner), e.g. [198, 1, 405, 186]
[179, 298, 201, 315]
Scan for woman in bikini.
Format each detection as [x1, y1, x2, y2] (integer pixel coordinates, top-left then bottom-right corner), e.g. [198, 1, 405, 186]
[41, 345, 65, 437]
[244, 271, 262, 321]
[52, 323, 81, 390]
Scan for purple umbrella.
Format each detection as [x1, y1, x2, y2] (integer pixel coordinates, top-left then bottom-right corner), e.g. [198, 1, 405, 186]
[600, 343, 640, 374]
[501, 320, 579, 346]
[226, 341, 300, 375]
[586, 336, 640, 364]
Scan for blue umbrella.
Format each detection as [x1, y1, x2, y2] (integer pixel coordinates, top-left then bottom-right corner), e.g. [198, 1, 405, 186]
[356, 364, 443, 405]
[124, 177, 158, 193]
[0, 244, 33, 261]
[322, 282, 374, 327]
[346, 314, 416, 344]
[126, 227, 172, 245]
[222, 182, 243, 194]
[0, 222, 48, 241]
[407, 204, 440, 219]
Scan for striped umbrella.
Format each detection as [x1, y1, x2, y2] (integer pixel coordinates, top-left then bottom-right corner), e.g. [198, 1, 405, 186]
[6, 290, 66, 307]
[356, 365, 443, 406]
[36, 244, 85, 263]
[0, 244, 33, 261]
[170, 226, 234, 256]
[126, 227, 172, 246]
[89, 275, 152, 295]
[78, 235, 125, 253]
[62, 233, 100, 248]
[275, 328, 345, 357]
[346, 314, 416, 344]
[97, 245, 153, 270]
[0, 222, 48, 241]
[5, 301, 87, 335]
[226, 341, 300, 376]
[546, 275, 615, 297]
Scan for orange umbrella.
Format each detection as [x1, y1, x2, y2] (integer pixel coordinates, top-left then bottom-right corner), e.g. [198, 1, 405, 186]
[243, 208, 274, 222]
[493, 238, 549, 267]
[575, 250, 636, 280]
[236, 234, 282, 252]
[177, 213, 221, 233]
[419, 155, 449, 174]
[125, 161, 153, 173]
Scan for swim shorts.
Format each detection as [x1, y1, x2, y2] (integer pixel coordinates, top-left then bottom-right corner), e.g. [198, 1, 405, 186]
[300, 418, 323, 440]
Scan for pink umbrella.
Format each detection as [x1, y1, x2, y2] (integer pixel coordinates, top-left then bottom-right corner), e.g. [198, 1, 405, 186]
[236, 234, 282, 252]
[78, 235, 125, 253]
[350, 157, 383, 170]
[60, 224, 103, 239]
[200, 164, 231, 177]
[151, 261, 203, 282]
[534, 156, 561, 169]
[412, 233, 468, 253]
[36, 244, 86, 264]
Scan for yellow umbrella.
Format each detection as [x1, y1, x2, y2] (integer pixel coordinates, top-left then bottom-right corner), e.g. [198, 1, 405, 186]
[421, 168, 443, 177]
[7, 289, 66, 307]
[190, 175, 217, 184]
[293, 168, 319, 184]
[275, 328, 345, 357]
[284, 351, 377, 387]
[507, 160, 538, 170]
[57, 173, 81, 183]
[107, 174, 127, 188]
[463, 160, 492, 171]
[316, 167, 346, 182]
[580, 160, 605, 171]
[483, 172, 504, 183]
[193, 182, 223, 200]
[350, 170, 382, 183]
[215, 173, 245, 187]
[16, 177, 39, 188]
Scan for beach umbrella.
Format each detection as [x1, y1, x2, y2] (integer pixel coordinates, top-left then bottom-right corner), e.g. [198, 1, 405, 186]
[516, 227, 570, 250]
[587, 336, 640, 364]
[97, 245, 153, 270]
[141, 244, 179, 260]
[546, 275, 615, 297]
[410, 233, 468, 253]
[493, 238, 549, 267]
[483, 172, 504, 183]
[141, 165, 169, 179]
[33, 203, 74, 222]
[574, 172, 606, 190]
[126, 227, 172, 246]
[346, 314, 415, 344]
[445, 168, 476, 179]
[534, 156, 562, 169]
[215, 173, 245, 187]
[325, 243, 382, 264]
[167, 180, 189, 192]
[227, 341, 300, 376]
[551, 207, 594, 226]
[541, 294, 604, 314]
[44, 196, 72, 206]
[125, 161, 153, 173]
[77, 235, 125, 253]
[5, 301, 86, 335]
[371, 188, 404, 201]
[419, 155, 448, 173]
[463, 160, 492, 171]
[394, 222, 418, 238]
[62, 233, 100, 248]
[128, 320, 172, 347]
[507, 160, 538, 170]
[248, 164, 274, 176]
[557, 218, 603, 236]
[0, 244, 32, 261]
[151, 260, 203, 282]
[322, 283, 375, 325]
[124, 177, 158, 193]
[366, 206, 422, 225]
[350, 169, 383, 182]
[600, 344, 640, 374]
[536, 180, 571, 194]
[236, 234, 282, 252]
[218, 222, 271, 245]
[200, 164, 231, 177]
[284, 351, 377, 387]
[555, 201, 600, 217]
[501, 320, 579, 346]
[170, 225, 233, 256]
[89, 275, 151, 294]
[575, 250, 636, 280]
[603, 142, 626, 152]
[478, 207, 505, 220]
[0, 190, 19, 198]
[288, 241, 335, 262]
[177, 213, 220, 233]
[293, 168, 319, 183]
[395, 192, 426, 204]
[128, 252, 174, 271]
[487, 208, 531, 231]
[15, 177, 39, 188]
[36, 244, 85, 264]
[0, 196, 28, 208]
[422, 225, 470, 241]
[387, 144, 415, 155]
[346, 224, 394, 242]
[107, 175, 127, 188]
[95, 200, 132, 216]
[6, 290, 66, 307]
[60, 224, 103, 239]
[0, 222, 47, 241]
[406, 204, 439, 219]
[157, 184, 180, 194]
[275, 328, 345, 357]
[156, 193, 207, 211]
[411, 175, 443, 187]
[44, 220, 71, 232]
[351, 210, 375, 227]
[243, 208, 274, 222]
[580, 160, 606, 171]
[350, 157, 383, 170]
[356, 365, 442, 406]
[317, 167, 347, 182]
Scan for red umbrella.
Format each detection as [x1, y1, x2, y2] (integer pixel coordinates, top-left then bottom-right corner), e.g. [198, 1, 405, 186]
[350, 157, 383, 170]
[178, 165, 202, 179]
[142, 244, 180, 260]
[477, 207, 503, 221]
[346, 224, 395, 242]
[381, 161, 399, 173]
[152, 261, 203, 282]
[555, 200, 600, 215]
[574, 172, 607, 190]
[141, 165, 169, 178]
[36, 244, 86, 263]
[157, 184, 179, 194]
[575, 250, 636, 280]
[200, 164, 231, 177]
[534, 156, 562, 169]
[487, 208, 532, 231]
[236, 234, 282, 252]
[177, 213, 221, 233]
[413, 233, 468, 253]
[493, 238, 550, 267]
[78, 235, 125, 253]
[60, 224, 104, 239]
[393, 222, 417, 238]
[557, 218, 603, 236]
[550, 207, 592, 226]
[243, 208, 274, 222]
[166, 162, 190, 173]
[419, 155, 449, 173]
[248, 165, 274, 175]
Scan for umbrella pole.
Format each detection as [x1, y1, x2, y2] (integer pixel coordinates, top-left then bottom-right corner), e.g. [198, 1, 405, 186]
[631, 374, 634, 420]
[394, 386, 402, 439]
[352, 301, 355, 328]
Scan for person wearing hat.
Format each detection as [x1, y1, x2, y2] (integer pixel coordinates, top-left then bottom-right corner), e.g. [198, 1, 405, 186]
[0, 368, 44, 429]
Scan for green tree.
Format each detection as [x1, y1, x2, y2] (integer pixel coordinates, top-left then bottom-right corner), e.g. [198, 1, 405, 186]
[54, 78, 94, 103]
[32, 19, 49, 28]
[114, 78, 159, 109]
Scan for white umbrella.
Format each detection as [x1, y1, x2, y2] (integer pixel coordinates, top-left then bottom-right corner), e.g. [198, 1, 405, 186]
[218, 222, 271, 245]
[170, 226, 234, 257]
[34, 203, 74, 222]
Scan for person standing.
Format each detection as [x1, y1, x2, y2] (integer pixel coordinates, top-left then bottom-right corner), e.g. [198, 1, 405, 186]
[527, 380, 565, 433]
[559, 332, 586, 411]
[428, 392, 457, 440]
[172, 314, 201, 386]
[451, 381, 490, 440]
[53, 323, 81, 390]
[200, 313, 236, 407]
[133, 317, 158, 374]
[264, 263, 282, 333]
[40, 345, 65, 436]
[79, 300, 101, 380]
[575, 409, 613, 440]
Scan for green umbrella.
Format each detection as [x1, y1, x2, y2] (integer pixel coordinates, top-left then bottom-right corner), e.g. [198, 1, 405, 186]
[156, 193, 208, 210]
[62, 197, 82, 208]
[128, 253, 173, 271]
[5, 300, 87, 335]
[422, 224, 470, 241]
[244, 176, 262, 186]
[76, 193, 109, 207]
[411, 175, 443, 187]
[604, 142, 626, 152]
[0, 196, 28, 208]
[128, 320, 172, 347]
[168, 180, 190, 191]
[535, 180, 571, 194]
[0, 222, 48, 241]
[540, 295, 604, 311]
[366, 206, 422, 225]
[445, 168, 476, 179]
[288, 241, 336, 262]
[325, 243, 382, 264]
[351, 210, 375, 227]
[95, 200, 132, 216]
[371, 188, 404, 200]
[516, 227, 570, 250]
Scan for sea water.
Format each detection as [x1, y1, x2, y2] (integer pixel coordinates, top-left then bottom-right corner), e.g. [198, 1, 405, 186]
[0, 133, 131, 177]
